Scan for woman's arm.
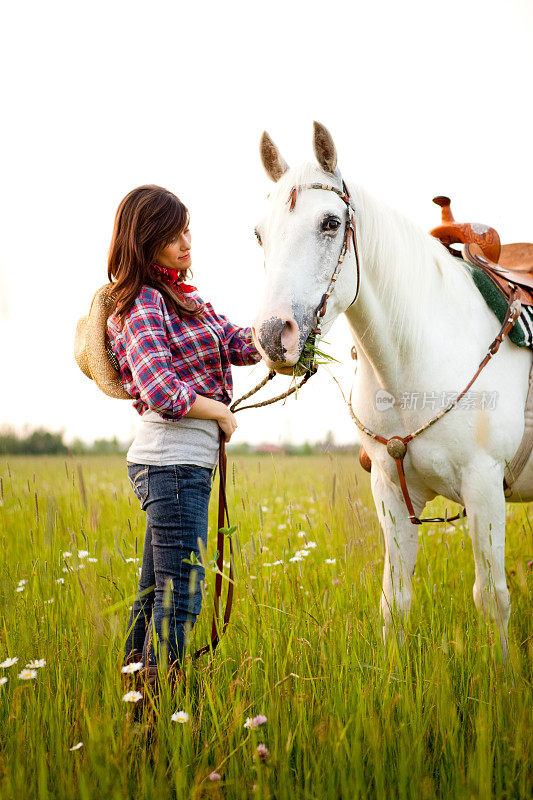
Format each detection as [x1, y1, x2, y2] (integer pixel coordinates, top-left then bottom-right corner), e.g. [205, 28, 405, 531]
[124, 291, 237, 440]
[205, 301, 262, 366]
[183, 394, 237, 442]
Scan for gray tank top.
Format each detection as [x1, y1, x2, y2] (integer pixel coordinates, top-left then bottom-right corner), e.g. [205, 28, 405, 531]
[126, 408, 220, 468]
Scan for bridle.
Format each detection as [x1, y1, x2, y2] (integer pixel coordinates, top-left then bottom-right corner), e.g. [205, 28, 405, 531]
[286, 178, 361, 336]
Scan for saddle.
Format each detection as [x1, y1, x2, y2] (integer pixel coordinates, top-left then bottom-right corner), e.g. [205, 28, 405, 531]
[430, 196, 533, 306]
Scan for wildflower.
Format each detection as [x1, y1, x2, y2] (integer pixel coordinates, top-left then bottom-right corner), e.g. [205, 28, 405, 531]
[289, 554, 304, 563]
[15, 586, 25, 593]
[18, 669, 38, 680]
[256, 743, 270, 761]
[332, 578, 341, 586]
[122, 690, 143, 703]
[272, 560, 283, 566]
[0, 676, 8, 686]
[87, 557, 98, 563]
[62, 567, 72, 573]
[278, 524, 287, 530]
[171, 710, 189, 723]
[528, 560, 532, 570]
[26, 659, 46, 669]
[55, 578, 65, 584]
[304, 541, 317, 549]
[125, 557, 140, 564]
[0, 657, 18, 668]
[70, 742, 83, 751]
[62, 551, 72, 558]
[121, 661, 143, 674]
[18, 579, 28, 586]
[78, 550, 89, 559]
[325, 558, 336, 564]
[244, 714, 267, 729]
[209, 772, 221, 781]
[297, 531, 306, 538]
[261, 506, 270, 513]
[44, 598, 54, 604]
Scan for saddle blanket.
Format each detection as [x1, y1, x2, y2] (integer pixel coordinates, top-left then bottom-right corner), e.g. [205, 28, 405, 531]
[460, 257, 533, 348]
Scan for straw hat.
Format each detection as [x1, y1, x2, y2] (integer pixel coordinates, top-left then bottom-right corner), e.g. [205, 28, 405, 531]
[74, 284, 132, 400]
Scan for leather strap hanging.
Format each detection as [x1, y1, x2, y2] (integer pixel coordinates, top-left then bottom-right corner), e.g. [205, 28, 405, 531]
[192, 431, 234, 660]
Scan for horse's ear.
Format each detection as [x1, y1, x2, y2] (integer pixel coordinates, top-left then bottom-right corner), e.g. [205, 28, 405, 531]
[260, 131, 289, 182]
[312, 120, 337, 173]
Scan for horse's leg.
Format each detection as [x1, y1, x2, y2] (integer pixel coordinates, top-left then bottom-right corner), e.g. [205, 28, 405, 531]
[461, 462, 510, 660]
[371, 466, 421, 644]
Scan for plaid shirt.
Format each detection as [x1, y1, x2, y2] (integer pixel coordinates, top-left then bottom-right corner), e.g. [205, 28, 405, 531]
[106, 285, 261, 420]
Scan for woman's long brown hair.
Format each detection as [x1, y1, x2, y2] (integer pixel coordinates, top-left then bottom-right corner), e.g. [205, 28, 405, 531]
[107, 184, 203, 328]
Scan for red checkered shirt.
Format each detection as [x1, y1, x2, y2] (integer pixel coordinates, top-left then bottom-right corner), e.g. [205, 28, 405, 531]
[106, 285, 261, 419]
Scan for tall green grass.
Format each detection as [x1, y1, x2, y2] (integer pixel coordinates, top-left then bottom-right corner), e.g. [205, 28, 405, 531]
[0, 454, 531, 799]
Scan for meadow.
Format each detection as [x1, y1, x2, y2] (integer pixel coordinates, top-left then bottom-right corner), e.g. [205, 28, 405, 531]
[0, 453, 531, 800]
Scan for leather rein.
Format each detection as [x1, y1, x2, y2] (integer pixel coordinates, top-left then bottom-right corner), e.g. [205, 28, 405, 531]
[193, 177, 361, 660]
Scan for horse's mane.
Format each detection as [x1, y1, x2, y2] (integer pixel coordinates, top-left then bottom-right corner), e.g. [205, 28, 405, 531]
[268, 161, 478, 355]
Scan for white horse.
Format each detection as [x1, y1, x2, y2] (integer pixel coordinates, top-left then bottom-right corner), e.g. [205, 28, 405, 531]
[252, 121, 533, 657]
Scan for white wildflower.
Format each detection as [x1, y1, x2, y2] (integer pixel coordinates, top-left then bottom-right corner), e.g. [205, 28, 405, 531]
[304, 541, 318, 549]
[18, 579, 28, 586]
[121, 661, 143, 674]
[18, 668, 38, 680]
[171, 710, 189, 723]
[69, 742, 83, 751]
[15, 586, 25, 593]
[325, 558, 336, 564]
[122, 690, 143, 703]
[25, 659, 46, 669]
[0, 657, 18, 668]
[78, 550, 89, 559]
[62, 551, 72, 558]
[87, 557, 98, 563]
[55, 578, 65, 584]
[0, 676, 7, 686]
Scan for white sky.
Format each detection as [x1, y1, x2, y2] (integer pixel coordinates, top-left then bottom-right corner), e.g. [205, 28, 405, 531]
[1, 0, 532, 446]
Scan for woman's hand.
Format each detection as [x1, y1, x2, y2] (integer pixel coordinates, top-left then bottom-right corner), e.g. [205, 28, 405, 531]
[215, 404, 238, 442]
[183, 394, 237, 441]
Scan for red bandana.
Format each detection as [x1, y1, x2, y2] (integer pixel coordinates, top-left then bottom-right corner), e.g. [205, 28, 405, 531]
[150, 263, 202, 313]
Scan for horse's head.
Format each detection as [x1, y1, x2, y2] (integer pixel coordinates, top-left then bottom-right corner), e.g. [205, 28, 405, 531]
[252, 121, 359, 375]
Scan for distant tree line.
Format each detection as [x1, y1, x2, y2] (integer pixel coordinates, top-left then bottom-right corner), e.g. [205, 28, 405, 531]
[0, 426, 357, 456]
[0, 426, 128, 455]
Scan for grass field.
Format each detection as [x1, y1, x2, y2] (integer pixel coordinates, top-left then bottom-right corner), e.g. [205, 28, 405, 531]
[0, 454, 531, 799]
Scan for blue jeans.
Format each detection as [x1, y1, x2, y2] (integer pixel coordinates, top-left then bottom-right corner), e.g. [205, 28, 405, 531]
[124, 462, 214, 670]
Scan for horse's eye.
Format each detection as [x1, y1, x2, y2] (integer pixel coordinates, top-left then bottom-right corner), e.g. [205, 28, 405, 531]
[321, 216, 341, 232]
[254, 228, 263, 246]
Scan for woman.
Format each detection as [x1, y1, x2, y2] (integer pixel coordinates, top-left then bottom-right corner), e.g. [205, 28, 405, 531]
[106, 184, 261, 690]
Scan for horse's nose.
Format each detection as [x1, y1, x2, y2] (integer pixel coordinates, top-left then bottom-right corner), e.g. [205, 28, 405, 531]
[253, 316, 300, 364]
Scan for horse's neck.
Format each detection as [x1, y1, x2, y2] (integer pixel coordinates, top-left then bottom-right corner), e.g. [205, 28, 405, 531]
[344, 186, 477, 393]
